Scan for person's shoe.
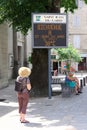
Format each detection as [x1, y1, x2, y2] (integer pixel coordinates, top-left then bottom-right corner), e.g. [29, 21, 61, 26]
[21, 120, 30, 123]
[76, 93, 79, 95]
[78, 91, 82, 93]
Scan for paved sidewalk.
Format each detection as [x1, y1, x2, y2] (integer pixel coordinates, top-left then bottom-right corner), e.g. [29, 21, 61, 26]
[0, 81, 87, 130]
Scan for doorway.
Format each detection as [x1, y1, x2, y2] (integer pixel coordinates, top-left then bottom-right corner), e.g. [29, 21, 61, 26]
[78, 57, 87, 71]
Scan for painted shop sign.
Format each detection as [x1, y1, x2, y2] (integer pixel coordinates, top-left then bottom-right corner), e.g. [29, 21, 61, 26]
[32, 13, 68, 48]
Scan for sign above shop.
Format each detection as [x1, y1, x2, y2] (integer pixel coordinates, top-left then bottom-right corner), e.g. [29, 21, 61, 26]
[32, 13, 68, 48]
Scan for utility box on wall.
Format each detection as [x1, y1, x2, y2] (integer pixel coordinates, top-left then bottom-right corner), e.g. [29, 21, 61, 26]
[9, 54, 14, 68]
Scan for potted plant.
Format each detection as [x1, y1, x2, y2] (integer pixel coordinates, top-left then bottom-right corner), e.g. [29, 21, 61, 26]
[56, 44, 82, 73]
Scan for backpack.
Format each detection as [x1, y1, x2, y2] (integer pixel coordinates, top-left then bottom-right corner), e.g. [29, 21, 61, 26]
[15, 77, 27, 92]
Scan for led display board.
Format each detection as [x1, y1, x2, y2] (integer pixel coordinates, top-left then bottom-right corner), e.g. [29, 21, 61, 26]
[32, 13, 68, 48]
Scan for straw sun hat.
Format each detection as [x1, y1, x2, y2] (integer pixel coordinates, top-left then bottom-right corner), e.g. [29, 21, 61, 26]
[18, 67, 31, 78]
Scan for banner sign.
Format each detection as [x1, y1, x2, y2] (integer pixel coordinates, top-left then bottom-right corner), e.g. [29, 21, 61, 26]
[32, 13, 68, 48]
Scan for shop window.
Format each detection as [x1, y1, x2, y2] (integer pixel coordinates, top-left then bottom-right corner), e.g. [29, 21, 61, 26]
[78, 57, 87, 71]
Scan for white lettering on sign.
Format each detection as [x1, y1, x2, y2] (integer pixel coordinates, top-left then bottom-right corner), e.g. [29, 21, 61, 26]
[33, 14, 67, 23]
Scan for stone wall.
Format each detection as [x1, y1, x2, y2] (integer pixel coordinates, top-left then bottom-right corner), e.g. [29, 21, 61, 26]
[0, 23, 8, 88]
[68, 1, 87, 51]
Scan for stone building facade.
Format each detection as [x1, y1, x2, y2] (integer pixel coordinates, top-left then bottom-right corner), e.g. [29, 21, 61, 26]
[51, 0, 87, 74]
[0, 23, 32, 89]
[68, 0, 87, 71]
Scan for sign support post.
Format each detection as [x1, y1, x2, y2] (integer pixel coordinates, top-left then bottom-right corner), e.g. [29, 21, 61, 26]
[48, 49, 52, 99]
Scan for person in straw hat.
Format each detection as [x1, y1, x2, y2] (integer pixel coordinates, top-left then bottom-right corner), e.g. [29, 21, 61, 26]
[16, 67, 31, 123]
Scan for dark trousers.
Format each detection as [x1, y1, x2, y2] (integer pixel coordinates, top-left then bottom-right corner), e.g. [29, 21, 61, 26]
[17, 92, 29, 114]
